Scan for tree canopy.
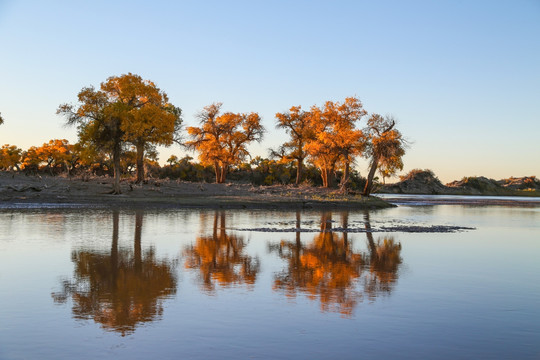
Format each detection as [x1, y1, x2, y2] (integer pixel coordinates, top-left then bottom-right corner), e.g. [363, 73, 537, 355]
[362, 114, 406, 196]
[304, 97, 367, 188]
[275, 106, 313, 185]
[57, 73, 181, 192]
[186, 103, 264, 183]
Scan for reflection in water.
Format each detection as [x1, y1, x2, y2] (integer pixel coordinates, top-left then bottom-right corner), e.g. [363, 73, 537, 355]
[271, 211, 402, 316]
[183, 212, 260, 293]
[364, 212, 402, 298]
[52, 211, 178, 336]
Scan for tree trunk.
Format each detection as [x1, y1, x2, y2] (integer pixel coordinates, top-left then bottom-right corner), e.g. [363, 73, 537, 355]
[362, 156, 379, 196]
[295, 159, 303, 186]
[214, 162, 220, 183]
[340, 161, 350, 192]
[327, 165, 335, 188]
[135, 142, 145, 184]
[219, 166, 227, 183]
[112, 141, 122, 194]
[321, 167, 328, 188]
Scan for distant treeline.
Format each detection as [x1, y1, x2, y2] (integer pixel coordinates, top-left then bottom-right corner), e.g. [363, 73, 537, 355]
[0, 141, 368, 191]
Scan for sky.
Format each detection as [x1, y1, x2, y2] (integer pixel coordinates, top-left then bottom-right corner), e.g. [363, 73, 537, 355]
[0, 0, 539, 183]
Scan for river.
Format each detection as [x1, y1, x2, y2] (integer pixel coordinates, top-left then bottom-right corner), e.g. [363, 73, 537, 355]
[0, 200, 539, 359]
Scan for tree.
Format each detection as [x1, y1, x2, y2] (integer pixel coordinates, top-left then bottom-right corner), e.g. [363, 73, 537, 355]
[186, 103, 264, 183]
[362, 114, 406, 196]
[121, 82, 182, 183]
[327, 97, 367, 190]
[58, 73, 181, 192]
[274, 106, 313, 185]
[0, 144, 22, 171]
[20, 139, 77, 175]
[305, 97, 367, 188]
[58, 83, 124, 193]
[0, 112, 4, 126]
[167, 155, 179, 166]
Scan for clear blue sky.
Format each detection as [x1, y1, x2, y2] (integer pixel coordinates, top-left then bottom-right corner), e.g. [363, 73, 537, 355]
[1, 0, 539, 183]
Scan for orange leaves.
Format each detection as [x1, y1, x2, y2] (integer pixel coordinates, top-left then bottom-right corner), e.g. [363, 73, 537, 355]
[301, 97, 367, 187]
[363, 114, 406, 194]
[21, 139, 76, 173]
[187, 103, 264, 183]
[0, 144, 22, 171]
[58, 73, 181, 186]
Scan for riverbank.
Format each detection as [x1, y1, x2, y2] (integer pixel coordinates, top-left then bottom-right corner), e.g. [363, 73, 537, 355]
[378, 170, 540, 197]
[0, 172, 392, 210]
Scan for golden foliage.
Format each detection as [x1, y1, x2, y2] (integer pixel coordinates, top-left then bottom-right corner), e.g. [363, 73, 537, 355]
[304, 97, 367, 187]
[0, 144, 23, 171]
[21, 139, 77, 174]
[186, 103, 264, 183]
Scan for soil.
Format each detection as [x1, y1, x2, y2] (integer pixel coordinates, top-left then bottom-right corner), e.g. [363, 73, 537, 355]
[0, 172, 392, 210]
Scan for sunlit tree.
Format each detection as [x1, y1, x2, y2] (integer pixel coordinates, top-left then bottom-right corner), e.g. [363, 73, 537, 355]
[21, 139, 77, 175]
[0, 144, 23, 171]
[167, 155, 179, 166]
[305, 97, 367, 188]
[186, 103, 264, 183]
[274, 106, 313, 185]
[362, 114, 406, 196]
[119, 78, 182, 183]
[58, 82, 123, 192]
[58, 73, 181, 192]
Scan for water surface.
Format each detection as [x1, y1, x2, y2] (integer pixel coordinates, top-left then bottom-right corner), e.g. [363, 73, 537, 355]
[0, 204, 539, 359]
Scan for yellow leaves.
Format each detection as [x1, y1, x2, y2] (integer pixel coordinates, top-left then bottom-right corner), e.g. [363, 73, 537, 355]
[187, 103, 264, 181]
[296, 97, 368, 186]
[21, 139, 76, 172]
[0, 144, 22, 170]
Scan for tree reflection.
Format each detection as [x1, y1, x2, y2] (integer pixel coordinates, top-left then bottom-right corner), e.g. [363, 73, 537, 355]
[272, 211, 402, 317]
[363, 212, 402, 299]
[183, 211, 260, 293]
[52, 211, 177, 336]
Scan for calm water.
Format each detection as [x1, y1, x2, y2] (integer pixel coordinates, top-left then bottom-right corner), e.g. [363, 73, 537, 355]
[0, 203, 539, 359]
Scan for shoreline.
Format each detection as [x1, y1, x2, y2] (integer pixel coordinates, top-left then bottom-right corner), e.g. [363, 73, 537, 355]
[2, 173, 539, 210]
[0, 173, 392, 210]
[377, 193, 540, 206]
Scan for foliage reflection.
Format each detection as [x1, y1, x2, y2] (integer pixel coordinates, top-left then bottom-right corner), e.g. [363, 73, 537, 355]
[271, 211, 402, 317]
[52, 211, 177, 336]
[183, 211, 260, 293]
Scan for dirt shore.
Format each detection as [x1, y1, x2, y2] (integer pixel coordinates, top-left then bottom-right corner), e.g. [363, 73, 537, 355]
[0, 172, 392, 210]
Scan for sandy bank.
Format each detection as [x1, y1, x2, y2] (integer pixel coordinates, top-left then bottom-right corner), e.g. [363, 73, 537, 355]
[0, 172, 392, 210]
